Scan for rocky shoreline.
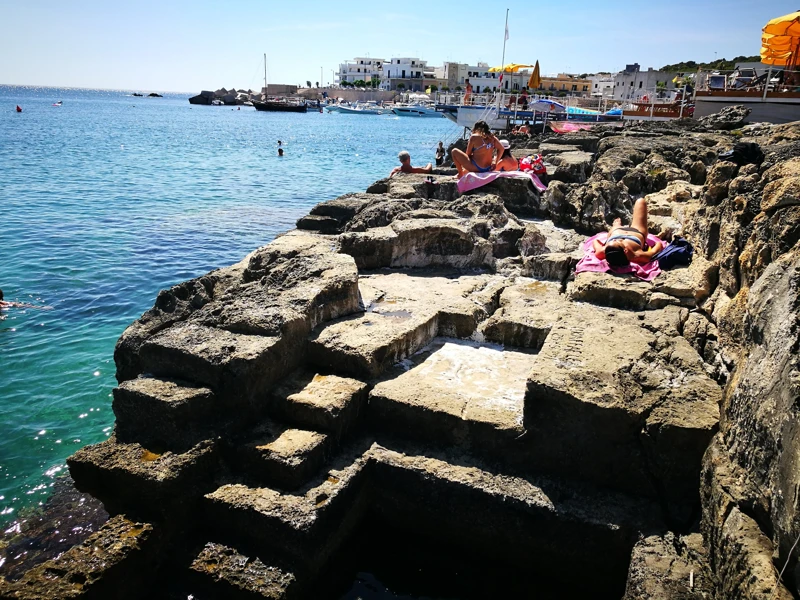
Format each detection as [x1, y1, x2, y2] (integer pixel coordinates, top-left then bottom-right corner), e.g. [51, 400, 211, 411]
[1, 111, 799, 599]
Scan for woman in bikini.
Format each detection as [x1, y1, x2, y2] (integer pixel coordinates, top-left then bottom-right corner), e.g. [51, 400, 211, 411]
[593, 198, 663, 266]
[493, 140, 518, 172]
[451, 120, 501, 179]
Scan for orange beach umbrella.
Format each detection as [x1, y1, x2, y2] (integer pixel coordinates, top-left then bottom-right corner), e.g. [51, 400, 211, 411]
[487, 63, 535, 73]
[761, 11, 800, 67]
[527, 61, 541, 89]
[763, 10, 800, 36]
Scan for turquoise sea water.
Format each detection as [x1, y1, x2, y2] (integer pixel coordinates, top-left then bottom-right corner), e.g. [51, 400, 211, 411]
[0, 86, 456, 524]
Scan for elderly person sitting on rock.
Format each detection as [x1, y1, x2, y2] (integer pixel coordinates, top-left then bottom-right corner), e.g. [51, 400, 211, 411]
[593, 198, 663, 266]
[390, 151, 433, 178]
[451, 120, 501, 178]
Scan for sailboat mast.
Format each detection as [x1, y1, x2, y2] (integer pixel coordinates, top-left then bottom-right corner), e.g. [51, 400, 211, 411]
[264, 53, 268, 98]
[498, 8, 509, 108]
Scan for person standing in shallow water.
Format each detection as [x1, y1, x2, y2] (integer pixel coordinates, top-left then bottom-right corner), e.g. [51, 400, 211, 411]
[435, 141, 445, 166]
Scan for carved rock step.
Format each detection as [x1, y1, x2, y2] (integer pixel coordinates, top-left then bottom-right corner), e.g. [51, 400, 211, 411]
[567, 257, 719, 311]
[522, 299, 720, 509]
[112, 376, 218, 452]
[232, 424, 329, 491]
[67, 437, 220, 517]
[369, 280, 720, 511]
[480, 279, 562, 348]
[270, 370, 369, 440]
[0, 516, 155, 600]
[116, 231, 359, 386]
[138, 323, 291, 407]
[522, 251, 579, 281]
[309, 271, 506, 378]
[308, 309, 439, 379]
[203, 443, 663, 592]
[204, 446, 372, 570]
[358, 271, 505, 338]
[369, 338, 533, 451]
[368, 445, 659, 595]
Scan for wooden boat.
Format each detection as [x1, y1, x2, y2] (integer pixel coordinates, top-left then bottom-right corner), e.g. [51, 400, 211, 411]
[253, 53, 308, 113]
[253, 100, 308, 113]
[622, 100, 692, 121]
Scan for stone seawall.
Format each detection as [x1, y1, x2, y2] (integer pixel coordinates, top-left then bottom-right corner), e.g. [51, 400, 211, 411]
[2, 115, 800, 599]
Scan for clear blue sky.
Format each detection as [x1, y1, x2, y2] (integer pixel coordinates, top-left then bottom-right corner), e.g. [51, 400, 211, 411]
[0, 0, 794, 92]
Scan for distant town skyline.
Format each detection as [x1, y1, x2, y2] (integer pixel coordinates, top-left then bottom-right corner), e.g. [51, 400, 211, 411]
[0, 0, 794, 92]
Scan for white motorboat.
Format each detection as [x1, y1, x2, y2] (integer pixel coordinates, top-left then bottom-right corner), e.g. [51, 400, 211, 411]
[326, 101, 386, 115]
[391, 104, 442, 117]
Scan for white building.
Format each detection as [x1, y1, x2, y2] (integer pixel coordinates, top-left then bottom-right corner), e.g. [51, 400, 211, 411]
[588, 74, 615, 98]
[381, 57, 440, 92]
[613, 64, 681, 101]
[335, 57, 386, 85]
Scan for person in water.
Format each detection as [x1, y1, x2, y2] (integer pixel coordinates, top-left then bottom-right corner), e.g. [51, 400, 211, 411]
[435, 141, 445, 166]
[593, 198, 663, 266]
[390, 151, 432, 177]
[278, 148, 284, 157]
[0, 289, 45, 310]
[494, 140, 518, 172]
[451, 120, 501, 178]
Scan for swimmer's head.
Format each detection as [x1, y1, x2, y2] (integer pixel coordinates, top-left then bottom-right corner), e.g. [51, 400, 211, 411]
[0, 289, 3, 301]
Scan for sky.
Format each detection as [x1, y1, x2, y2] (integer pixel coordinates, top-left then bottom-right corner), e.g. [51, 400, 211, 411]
[0, 0, 795, 92]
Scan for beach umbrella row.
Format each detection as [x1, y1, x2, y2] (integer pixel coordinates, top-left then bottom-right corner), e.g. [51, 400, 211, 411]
[484, 61, 544, 91]
[761, 11, 800, 68]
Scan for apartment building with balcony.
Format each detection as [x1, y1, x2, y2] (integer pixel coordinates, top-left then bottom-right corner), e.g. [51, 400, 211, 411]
[381, 57, 441, 92]
[335, 57, 385, 85]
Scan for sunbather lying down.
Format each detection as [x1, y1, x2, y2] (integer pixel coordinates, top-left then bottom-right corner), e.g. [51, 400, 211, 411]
[593, 198, 663, 266]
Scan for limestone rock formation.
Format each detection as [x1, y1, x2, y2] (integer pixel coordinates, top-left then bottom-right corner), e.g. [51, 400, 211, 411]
[698, 104, 752, 130]
[5, 116, 800, 599]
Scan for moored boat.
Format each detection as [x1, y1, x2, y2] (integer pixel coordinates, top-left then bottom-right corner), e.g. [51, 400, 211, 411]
[253, 100, 308, 113]
[326, 101, 386, 115]
[391, 104, 442, 117]
[622, 100, 693, 121]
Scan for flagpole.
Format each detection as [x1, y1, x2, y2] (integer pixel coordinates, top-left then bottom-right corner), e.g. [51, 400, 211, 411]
[498, 8, 509, 109]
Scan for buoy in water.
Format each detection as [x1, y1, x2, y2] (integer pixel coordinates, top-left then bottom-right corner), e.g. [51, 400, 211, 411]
[16, 105, 22, 112]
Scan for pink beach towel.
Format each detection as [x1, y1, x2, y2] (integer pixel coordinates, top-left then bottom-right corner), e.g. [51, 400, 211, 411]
[457, 171, 547, 195]
[548, 122, 597, 134]
[575, 232, 663, 282]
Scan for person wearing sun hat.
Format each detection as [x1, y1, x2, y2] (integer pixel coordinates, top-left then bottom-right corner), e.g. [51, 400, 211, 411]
[493, 139, 518, 172]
